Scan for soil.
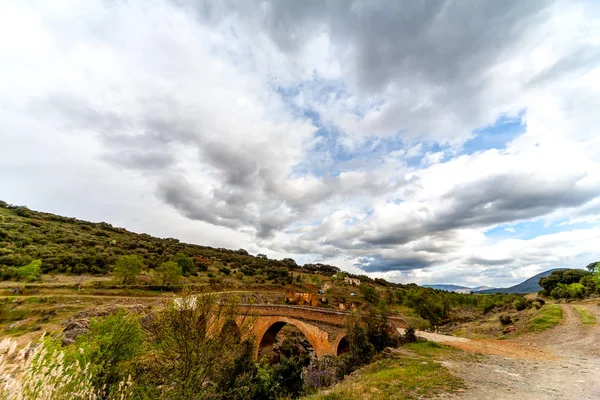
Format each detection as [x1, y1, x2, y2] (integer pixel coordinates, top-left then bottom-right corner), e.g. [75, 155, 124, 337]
[426, 302, 600, 399]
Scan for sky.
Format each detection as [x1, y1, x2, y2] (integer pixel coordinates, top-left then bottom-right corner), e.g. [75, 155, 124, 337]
[1, 0, 600, 288]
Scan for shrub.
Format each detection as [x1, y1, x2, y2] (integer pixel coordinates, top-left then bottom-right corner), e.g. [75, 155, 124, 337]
[394, 290, 405, 305]
[499, 315, 513, 325]
[513, 297, 527, 311]
[303, 357, 338, 393]
[535, 298, 546, 306]
[401, 327, 417, 344]
[270, 355, 305, 398]
[551, 283, 586, 299]
[362, 307, 399, 351]
[174, 253, 195, 276]
[16, 260, 42, 282]
[342, 315, 376, 371]
[75, 310, 143, 393]
[359, 286, 380, 304]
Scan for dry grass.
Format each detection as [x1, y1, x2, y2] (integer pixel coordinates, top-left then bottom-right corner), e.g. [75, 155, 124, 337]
[0, 337, 132, 399]
[302, 341, 464, 400]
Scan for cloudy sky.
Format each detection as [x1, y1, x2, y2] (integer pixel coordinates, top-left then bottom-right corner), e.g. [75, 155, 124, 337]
[1, 0, 600, 287]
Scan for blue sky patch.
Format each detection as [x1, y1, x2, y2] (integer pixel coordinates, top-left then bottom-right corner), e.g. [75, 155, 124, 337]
[485, 219, 598, 241]
[462, 112, 525, 155]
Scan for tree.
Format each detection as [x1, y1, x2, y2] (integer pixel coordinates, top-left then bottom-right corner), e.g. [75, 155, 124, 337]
[16, 260, 42, 282]
[539, 269, 591, 294]
[585, 261, 600, 272]
[143, 291, 256, 399]
[359, 285, 380, 304]
[394, 289, 405, 305]
[113, 255, 144, 285]
[174, 252, 195, 276]
[155, 261, 182, 287]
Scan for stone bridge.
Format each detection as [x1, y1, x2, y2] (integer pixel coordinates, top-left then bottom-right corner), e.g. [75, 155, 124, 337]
[237, 304, 408, 359]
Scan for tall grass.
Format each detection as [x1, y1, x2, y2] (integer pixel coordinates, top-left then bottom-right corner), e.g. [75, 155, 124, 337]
[0, 336, 132, 399]
[526, 305, 563, 332]
[574, 307, 596, 325]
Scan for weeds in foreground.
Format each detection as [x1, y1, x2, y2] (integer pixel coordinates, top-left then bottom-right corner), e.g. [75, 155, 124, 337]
[0, 335, 132, 400]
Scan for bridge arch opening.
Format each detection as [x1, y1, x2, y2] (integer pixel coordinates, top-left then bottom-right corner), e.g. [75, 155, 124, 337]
[220, 319, 241, 340]
[336, 336, 350, 356]
[257, 321, 314, 362]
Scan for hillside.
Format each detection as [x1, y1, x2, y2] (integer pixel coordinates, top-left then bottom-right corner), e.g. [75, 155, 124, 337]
[478, 269, 566, 294]
[0, 200, 347, 282]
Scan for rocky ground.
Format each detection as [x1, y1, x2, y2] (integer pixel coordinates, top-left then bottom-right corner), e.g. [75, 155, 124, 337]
[424, 301, 600, 400]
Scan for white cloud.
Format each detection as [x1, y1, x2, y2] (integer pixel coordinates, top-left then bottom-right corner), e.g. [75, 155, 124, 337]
[1, 0, 599, 286]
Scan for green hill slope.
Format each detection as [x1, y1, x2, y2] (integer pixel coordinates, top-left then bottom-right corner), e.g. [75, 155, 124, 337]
[0, 200, 343, 283]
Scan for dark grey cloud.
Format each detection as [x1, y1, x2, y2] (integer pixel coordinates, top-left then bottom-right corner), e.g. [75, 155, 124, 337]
[355, 255, 430, 273]
[258, 0, 542, 91]
[188, 0, 566, 141]
[361, 172, 599, 247]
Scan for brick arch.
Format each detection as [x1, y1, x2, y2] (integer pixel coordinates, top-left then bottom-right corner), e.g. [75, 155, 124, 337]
[333, 333, 350, 356]
[252, 316, 333, 359]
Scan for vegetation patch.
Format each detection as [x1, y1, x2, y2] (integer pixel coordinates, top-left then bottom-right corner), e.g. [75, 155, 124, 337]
[526, 305, 563, 332]
[302, 345, 464, 400]
[574, 307, 596, 325]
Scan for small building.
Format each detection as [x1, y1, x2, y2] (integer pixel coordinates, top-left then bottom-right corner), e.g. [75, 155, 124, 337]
[285, 290, 319, 307]
[344, 277, 361, 286]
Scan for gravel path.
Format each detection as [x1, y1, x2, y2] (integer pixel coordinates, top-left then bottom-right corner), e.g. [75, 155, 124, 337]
[410, 303, 600, 399]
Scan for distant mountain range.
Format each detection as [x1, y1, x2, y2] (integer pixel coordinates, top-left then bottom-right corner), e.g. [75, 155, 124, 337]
[423, 269, 565, 294]
[422, 284, 494, 293]
[477, 269, 565, 294]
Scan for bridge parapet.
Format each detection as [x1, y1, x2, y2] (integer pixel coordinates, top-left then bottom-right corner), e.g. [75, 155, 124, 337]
[239, 304, 408, 329]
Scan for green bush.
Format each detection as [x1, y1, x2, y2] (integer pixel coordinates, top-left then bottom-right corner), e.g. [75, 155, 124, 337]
[359, 285, 380, 304]
[16, 260, 42, 282]
[513, 297, 527, 311]
[551, 282, 586, 299]
[75, 310, 143, 394]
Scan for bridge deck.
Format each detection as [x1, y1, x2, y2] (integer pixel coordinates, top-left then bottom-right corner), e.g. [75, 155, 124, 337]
[239, 304, 407, 328]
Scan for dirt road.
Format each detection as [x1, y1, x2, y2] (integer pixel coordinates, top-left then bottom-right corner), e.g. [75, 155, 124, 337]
[427, 303, 600, 399]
